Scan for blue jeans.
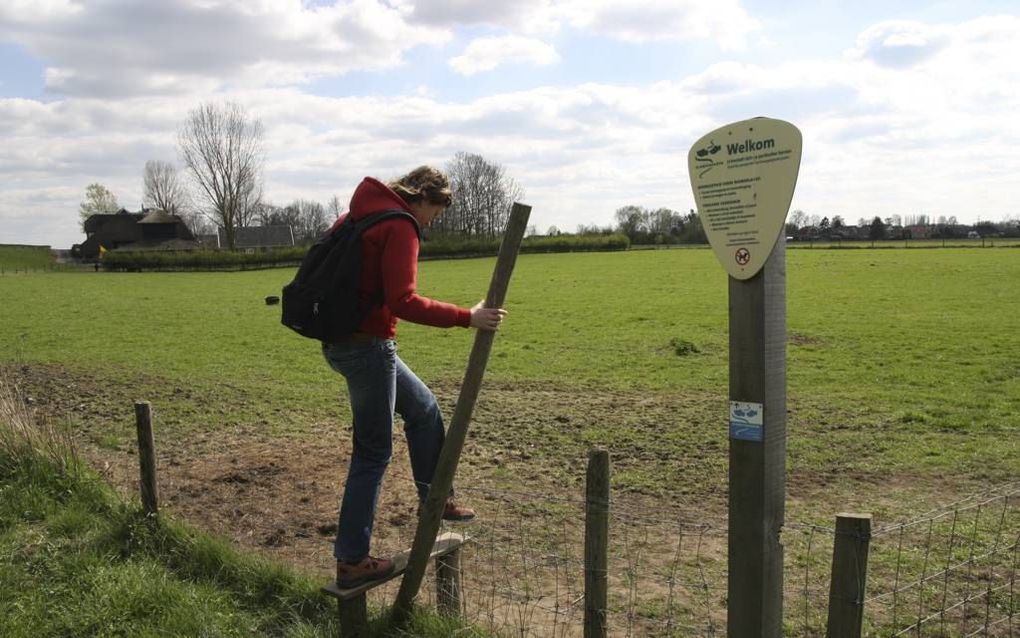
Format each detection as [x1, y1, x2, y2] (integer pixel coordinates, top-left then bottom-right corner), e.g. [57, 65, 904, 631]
[322, 337, 447, 562]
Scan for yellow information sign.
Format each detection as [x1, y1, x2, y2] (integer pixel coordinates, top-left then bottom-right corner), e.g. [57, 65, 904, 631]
[688, 117, 802, 280]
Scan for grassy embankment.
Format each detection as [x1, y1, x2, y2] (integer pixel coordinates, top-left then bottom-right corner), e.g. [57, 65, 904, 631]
[0, 244, 58, 272]
[0, 378, 485, 637]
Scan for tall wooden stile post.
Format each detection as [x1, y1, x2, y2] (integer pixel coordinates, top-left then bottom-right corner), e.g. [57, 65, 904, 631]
[392, 203, 532, 623]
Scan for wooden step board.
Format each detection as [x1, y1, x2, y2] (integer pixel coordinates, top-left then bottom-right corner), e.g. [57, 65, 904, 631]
[322, 532, 469, 601]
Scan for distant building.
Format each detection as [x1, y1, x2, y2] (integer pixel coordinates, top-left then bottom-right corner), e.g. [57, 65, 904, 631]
[904, 224, 932, 240]
[72, 208, 198, 260]
[196, 233, 221, 249]
[219, 225, 295, 250]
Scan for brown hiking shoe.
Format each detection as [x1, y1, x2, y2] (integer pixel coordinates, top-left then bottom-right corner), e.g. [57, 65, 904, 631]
[336, 556, 394, 588]
[442, 499, 476, 521]
[416, 498, 477, 521]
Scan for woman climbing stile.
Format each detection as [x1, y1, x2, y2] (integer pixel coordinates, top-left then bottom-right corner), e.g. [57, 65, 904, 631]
[323, 166, 507, 588]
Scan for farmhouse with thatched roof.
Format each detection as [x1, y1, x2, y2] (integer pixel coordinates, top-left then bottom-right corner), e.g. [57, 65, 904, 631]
[72, 208, 198, 259]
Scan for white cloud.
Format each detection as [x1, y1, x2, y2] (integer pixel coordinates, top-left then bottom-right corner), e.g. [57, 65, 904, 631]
[0, 0, 450, 98]
[401, 0, 546, 28]
[397, 0, 561, 34]
[849, 20, 952, 67]
[552, 0, 759, 48]
[2, 13, 1020, 248]
[403, 0, 758, 47]
[0, 0, 760, 102]
[449, 35, 560, 76]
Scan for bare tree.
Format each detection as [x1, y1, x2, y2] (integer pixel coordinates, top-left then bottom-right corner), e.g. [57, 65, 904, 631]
[180, 211, 216, 238]
[254, 202, 284, 227]
[142, 160, 190, 216]
[614, 205, 646, 241]
[78, 183, 119, 230]
[177, 102, 265, 249]
[284, 199, 329, 244]
[327, 194, 344, 220]
[788, 209, 808, 229]
[439, 152, 524, 239]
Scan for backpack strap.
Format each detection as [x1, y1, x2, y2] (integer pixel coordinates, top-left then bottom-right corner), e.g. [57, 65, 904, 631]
[350, 208, 423, 309]
[352, 208, 422, 241]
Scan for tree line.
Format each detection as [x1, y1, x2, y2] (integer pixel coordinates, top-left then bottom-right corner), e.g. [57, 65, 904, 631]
[80, 100, 1018, 250]
[785, 210, 1020, 241]
[79, 102, 526, 249]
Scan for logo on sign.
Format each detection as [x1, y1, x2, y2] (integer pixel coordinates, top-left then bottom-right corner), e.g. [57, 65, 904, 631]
[735, 248, 751, 266]
[693, 139, 723, 177]
[730, 401, 763, 442]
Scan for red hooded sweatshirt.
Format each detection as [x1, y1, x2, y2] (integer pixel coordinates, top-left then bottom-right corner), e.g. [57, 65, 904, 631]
[336, 177, 471, 339]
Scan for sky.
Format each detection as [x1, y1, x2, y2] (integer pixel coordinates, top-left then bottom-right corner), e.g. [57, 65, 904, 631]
[1, 0, 1019, 249]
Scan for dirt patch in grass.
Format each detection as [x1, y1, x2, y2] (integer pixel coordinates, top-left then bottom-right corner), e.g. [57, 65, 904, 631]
[9, 363, 1000, 529]
[7, 363, 734, 566]
[788, 331, 823, 346]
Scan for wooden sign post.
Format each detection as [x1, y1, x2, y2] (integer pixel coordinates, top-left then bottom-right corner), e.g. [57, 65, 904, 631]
[688, 117, 802, 637]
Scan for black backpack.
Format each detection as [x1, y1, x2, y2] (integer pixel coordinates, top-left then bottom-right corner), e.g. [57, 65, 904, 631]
[281, 209, 420, 342]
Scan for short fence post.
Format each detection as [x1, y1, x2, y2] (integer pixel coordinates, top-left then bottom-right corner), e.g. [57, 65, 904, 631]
[585, 448, 610, 638]
[436, 548, 463, 616]
[337, 597, 368, 637]
[826, 513, 872, 638]
[134, 401, 159, 517]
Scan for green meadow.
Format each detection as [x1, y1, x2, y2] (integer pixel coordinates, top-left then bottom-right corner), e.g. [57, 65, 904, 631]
[0, 245, 58, 271]
[1, 246, 1017, 493]
[2, 246, 1018, 636]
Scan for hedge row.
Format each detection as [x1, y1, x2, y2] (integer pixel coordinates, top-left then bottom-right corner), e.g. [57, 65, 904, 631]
[100, 234, 630, 271]
[422, 233, 630, 258]
[101, 246, 307, 271]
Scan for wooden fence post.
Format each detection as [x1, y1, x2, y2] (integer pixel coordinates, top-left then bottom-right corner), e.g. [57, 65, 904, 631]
[134, 401, 159, 517]
[826, 513, 872, 638]
[392, 203, 532, 623]
[585, 448, 610, 638]
[436, 548, 463, 616]
[337, 597, 368, 637]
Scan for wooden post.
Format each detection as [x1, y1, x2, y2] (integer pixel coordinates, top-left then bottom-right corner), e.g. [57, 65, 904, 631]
[826, 513, 872, 638]
[134, 401, 159, 517]
[436, 548, 462, 616]
[727, 236, 786, 638]
[337, 597, 368, 637]
[392, 203, 532, 623]
[584, 448, 610, 638]
[324, 532, 467, 633]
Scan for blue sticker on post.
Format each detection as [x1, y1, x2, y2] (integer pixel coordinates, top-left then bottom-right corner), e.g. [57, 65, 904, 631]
[730, 401, 763, 442]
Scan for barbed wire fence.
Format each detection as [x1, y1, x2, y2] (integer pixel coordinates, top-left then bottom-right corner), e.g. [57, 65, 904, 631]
[375, 462, 1017, 637]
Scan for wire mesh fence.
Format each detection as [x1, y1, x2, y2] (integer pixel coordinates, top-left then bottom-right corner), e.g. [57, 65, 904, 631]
[377, 465, 1017, 638]
[375, 464, 729, 637]
[863, 483, 1018, 637]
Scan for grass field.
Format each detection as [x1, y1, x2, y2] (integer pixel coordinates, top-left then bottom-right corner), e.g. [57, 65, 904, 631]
[2, 248, 1018, 486]
[788, 237, 1020, 249]
[1, 246, 1018, 635]
[0, 245, 58, 271]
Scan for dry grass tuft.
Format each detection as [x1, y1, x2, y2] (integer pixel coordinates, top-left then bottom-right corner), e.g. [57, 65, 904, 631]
[0, 374, 77, 474]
